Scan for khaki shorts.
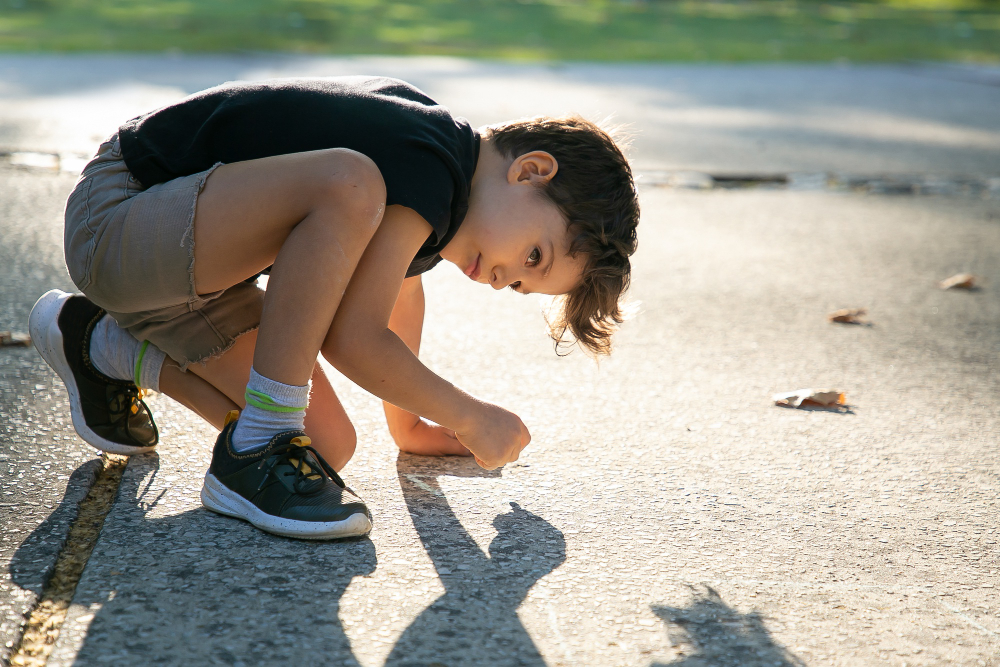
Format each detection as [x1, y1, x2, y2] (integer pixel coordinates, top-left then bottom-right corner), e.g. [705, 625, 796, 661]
[64, 135, 264, 370]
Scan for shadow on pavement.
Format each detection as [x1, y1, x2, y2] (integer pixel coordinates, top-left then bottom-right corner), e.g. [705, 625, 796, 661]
[652, 585, 805, 667]
[776, 404, 855, 415]
[24, 453, 376, 665]
[9, 459, 102, 597]
[387, 454, 566, 667]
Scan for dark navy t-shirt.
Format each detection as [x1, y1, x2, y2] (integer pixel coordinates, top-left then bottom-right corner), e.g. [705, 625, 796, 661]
[118, 76, 480, 277]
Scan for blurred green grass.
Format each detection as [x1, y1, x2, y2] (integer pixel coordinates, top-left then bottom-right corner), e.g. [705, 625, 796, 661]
[1, 0, 998, 62]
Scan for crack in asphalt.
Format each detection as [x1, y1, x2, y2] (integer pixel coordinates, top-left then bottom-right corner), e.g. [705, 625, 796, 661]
[10, 455, 127, 667]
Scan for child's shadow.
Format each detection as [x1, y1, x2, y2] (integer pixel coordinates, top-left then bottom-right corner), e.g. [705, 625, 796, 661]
[652, 585, 805, 667]
[11, 454, 375, 665]
[386, 455, 566, 667]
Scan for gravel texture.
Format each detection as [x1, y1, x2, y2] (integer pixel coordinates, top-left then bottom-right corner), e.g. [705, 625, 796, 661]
[0, 56, 998, 176]
[0, 167, 103, 665]
[0, 57, 998, 666]
[43, 189, 1000, 666]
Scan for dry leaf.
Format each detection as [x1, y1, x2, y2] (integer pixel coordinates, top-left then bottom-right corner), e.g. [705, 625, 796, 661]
[827, 308, 868, 325]
[0, 331, 31, 347]
[773, 388, 846, 409]
[939, 273, 978, 290]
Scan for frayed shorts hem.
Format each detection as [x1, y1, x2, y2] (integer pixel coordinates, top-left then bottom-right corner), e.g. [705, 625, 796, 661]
[64, 135, 264, 367]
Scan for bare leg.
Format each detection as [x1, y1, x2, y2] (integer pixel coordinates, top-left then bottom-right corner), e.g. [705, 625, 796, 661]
[187, 331, 358, 469]
[192, 149, 386, 387]
[148, 149, 382, 466]
[149, 333, 358, 469]
[157, 358, 237, 430]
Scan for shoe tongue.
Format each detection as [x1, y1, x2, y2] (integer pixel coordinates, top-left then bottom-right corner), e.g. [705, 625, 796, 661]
[270, 432, 325, 493]
[105, 386, 132, 418]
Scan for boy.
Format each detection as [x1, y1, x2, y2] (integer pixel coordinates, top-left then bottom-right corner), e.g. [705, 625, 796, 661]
[29, 76, 639, 540]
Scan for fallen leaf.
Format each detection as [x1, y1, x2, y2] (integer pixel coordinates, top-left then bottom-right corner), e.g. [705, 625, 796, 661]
[773, 388, 846, 408]
[828, 308, 869, 325]
[939, 273, 978, 290]
[0, 331, 31, 347]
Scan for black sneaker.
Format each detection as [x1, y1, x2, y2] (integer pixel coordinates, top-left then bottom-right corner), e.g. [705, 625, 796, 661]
[201, 411, 372, 540]
[29, 289, 158, 455]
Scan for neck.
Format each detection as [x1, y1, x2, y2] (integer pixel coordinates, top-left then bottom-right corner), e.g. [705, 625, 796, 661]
[470, 129, 506, 193]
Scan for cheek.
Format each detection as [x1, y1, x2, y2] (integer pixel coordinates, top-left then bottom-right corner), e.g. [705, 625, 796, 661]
[483, 227, 521, 261]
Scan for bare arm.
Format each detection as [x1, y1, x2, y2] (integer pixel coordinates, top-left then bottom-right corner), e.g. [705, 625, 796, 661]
[382, 275, 471, 456]
[323, 205, 529, 469]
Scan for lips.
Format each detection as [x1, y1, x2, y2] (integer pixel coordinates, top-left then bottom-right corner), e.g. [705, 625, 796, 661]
[465, 254, 481, 281]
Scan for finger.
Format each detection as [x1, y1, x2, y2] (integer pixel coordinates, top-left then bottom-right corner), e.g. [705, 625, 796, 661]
[474, 455, 490, 469]
[440, 427, 458, 439]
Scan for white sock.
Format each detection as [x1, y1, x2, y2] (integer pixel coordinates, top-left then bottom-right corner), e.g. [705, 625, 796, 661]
[88, 315, 166, 391]
[231, 367, 310, 453]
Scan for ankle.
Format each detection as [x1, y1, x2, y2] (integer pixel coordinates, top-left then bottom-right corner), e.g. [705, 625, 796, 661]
[230, 367, 310, 453]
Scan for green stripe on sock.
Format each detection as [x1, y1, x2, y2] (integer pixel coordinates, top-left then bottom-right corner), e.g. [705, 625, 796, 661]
[245, 388, 307, 413]
[134, 340, 149, 387]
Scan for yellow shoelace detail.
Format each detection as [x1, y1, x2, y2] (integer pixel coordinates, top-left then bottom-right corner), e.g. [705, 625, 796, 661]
[130, 388, 146, 415]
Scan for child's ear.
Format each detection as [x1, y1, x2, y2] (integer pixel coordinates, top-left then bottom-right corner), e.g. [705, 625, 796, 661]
[508, 151, 558, 186]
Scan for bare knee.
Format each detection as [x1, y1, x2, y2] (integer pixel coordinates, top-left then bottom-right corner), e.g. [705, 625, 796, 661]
[310, 149, 386, 228]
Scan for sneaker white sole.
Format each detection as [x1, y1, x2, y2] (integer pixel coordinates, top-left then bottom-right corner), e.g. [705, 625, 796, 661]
[29, 289, 155, 456]
[200, 472, 373, 540]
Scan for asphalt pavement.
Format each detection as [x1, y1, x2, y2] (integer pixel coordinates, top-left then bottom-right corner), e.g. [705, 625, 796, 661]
[0, 167, 101, 664]
[1, 55, 999, 176]
[0, 56, 998, 666]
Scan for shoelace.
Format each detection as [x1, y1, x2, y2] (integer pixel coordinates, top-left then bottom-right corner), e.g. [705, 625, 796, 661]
[108, 385, 147, 421]
[131, 388, 146, 415]
[255, 441, 346, 494]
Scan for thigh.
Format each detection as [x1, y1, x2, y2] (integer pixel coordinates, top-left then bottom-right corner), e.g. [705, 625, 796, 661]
[192, 148, 385, 295]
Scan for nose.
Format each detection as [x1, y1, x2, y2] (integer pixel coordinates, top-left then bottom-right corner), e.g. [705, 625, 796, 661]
[490, 265, 522, 291]
[490, 266, 505, 290]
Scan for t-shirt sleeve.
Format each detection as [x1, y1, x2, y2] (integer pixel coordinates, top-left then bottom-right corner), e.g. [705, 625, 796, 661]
[376, 147, 456, 246]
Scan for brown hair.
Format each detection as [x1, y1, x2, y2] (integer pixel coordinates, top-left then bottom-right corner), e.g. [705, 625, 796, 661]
[489, 115, 639, 356]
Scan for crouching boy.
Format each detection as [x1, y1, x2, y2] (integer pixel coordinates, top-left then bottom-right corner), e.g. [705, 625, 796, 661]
[30, 76, 639, 539]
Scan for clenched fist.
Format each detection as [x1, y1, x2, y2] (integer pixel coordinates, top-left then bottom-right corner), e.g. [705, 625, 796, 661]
[455, 402, 531, 469]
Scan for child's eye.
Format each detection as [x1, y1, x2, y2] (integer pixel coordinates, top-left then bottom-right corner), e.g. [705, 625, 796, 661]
[507, 281, 522, 292]
[527, 248, 541, 266]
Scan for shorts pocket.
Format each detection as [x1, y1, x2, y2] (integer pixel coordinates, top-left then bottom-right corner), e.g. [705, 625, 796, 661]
[63, 179, 95, 291]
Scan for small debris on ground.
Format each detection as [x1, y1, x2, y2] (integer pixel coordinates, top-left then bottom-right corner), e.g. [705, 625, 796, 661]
[773, 388, 846, 409]
[1, 331, 31, 347]
[939, 273, 979, 290]
[827, 308, 869, 325]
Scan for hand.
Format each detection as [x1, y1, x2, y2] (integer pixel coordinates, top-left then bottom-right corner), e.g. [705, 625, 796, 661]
[384, 402, 472, 457]
[455, 402, 531, 470]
